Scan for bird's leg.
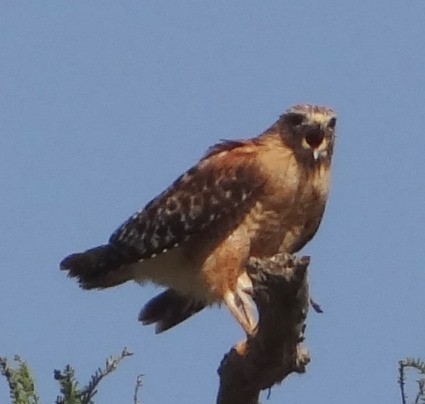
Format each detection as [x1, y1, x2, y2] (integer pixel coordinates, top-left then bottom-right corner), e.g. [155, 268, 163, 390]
[224, 292, 256, 336]
[224, 272, 257, 335]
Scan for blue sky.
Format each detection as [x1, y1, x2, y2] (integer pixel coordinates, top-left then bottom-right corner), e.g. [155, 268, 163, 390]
[1, 2, 424, 403]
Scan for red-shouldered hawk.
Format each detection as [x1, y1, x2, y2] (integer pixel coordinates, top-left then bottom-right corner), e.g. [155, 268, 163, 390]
[60, 104, 336, 334]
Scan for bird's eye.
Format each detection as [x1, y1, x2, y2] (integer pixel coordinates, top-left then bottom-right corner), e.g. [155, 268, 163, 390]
[328, 117, 336, 129]
[285, 113, 305, 126]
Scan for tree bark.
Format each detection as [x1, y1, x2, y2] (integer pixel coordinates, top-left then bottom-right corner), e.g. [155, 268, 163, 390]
[217, 253, 311, 404]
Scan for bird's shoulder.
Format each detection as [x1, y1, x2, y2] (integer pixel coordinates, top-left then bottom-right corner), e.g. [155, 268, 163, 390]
[109, 138, 267, 259]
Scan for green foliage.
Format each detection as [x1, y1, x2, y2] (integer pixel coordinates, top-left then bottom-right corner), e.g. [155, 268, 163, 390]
[399, 358, 425, 404]
[1, 348, 135, 404]
[54, 365, 84, 404]
[0, 355, 40, 404]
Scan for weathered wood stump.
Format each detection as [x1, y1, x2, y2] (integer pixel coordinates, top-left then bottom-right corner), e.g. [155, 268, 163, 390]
[217, 253, 311, 404]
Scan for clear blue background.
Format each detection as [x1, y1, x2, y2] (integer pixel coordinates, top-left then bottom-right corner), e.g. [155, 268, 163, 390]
[1, 2, 424, 403]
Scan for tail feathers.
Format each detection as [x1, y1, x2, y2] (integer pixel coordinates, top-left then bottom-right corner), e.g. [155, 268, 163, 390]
[60, 244, 134, 289]
[139, 289, 205, 333]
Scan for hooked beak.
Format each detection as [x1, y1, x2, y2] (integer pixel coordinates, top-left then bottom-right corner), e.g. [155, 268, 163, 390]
[313, 149, 327, 160]
[301, 122, 331, 161]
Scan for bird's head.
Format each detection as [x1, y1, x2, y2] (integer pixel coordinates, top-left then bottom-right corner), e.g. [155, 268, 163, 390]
[278, 104, 336, 163]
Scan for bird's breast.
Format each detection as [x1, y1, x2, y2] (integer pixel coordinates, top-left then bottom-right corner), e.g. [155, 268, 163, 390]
[249, 159, 330, 256]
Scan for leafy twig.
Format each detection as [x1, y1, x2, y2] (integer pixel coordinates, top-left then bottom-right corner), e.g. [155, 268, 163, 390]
[0, 355, 40, 404]
[54, 347, 134, 404]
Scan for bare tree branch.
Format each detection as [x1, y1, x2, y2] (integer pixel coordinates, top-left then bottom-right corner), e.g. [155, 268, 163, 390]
[133, 374, 144, 404]
[217, 253, 311, 404]
[398, 358, 425, 404]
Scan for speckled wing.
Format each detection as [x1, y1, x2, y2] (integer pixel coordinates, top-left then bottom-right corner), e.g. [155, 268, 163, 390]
[109, 140, 265, 260]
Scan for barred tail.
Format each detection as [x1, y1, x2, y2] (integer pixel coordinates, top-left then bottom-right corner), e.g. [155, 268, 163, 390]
[60, 244, 134, 289]
[139, 289, 205, 333]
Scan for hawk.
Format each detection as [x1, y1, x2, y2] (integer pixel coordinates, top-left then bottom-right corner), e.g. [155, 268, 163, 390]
[61, 104, 336, 334]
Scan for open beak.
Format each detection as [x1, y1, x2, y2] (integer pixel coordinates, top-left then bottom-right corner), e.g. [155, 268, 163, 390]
[312, 148, 327, 160]
[304, 126, 326, 161]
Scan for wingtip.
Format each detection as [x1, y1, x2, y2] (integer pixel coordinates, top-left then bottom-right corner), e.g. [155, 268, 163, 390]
[59, 255, 72, 271]
[155, 322, 168, 334]
[138, 308, 155, 325]
[138, 308, 168, 333]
